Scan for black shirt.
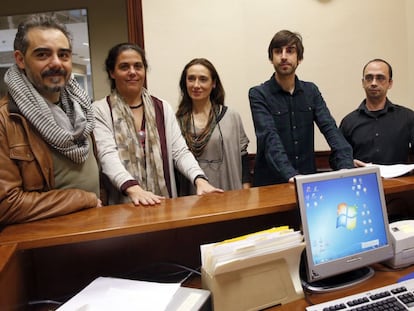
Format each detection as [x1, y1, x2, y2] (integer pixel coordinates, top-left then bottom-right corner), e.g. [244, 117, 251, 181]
[340, 99, 414, 164]
[249, 75, 354, 186]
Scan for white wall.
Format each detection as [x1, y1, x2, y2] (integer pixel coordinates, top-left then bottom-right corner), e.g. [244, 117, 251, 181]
[142, 0, 413, 153]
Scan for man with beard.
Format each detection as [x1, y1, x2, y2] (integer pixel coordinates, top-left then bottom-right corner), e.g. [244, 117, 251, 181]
[0, 14, 102, 225]
[248, 30, 353, 186]
[340, 59, 414, 166]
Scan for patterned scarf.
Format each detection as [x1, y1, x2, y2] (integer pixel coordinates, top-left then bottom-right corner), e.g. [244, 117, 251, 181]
[179, 105, 219, 158]
[110, 89, 169, 197]
[4, 64, 94, 164]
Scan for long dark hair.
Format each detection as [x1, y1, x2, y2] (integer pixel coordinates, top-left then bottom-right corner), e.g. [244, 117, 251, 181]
[176, 58, 225, 157]
[176, 58, 225, 118]
[105, 43, 148, 90]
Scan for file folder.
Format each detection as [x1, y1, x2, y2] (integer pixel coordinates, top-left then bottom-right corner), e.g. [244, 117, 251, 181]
[201, 241, 305, 311]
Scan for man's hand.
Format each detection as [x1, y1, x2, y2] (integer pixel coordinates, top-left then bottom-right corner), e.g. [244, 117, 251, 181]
[288, 175, 302, 183]
[354, 159, 370, 167]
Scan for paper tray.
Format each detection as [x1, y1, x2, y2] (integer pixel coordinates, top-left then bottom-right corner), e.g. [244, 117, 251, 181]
[201, 242, 305, 311]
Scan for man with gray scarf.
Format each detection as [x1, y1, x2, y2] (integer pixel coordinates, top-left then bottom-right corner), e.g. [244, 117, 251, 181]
[0, 14, 102, 225]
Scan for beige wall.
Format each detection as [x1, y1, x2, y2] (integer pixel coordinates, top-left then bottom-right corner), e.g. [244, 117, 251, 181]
[1, 0, 128, 100]
[407, 0, 414, 96]
[3, 1, 413, 153]
[142, 0, 414, 153]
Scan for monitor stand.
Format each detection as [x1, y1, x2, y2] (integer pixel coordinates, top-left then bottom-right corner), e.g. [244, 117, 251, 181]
[300, 259, 375, 293]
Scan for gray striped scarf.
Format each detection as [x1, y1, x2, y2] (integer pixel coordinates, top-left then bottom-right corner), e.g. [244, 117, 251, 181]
[4, 64, 95, 164]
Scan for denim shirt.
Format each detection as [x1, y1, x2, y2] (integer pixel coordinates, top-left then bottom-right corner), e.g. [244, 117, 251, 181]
[249, 75, 353, 186]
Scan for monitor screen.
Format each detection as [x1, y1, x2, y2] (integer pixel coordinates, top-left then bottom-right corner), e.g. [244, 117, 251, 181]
[295, 167, 394, 292]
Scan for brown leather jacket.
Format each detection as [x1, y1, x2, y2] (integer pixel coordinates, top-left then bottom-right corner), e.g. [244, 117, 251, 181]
[0, 96, 100, 225]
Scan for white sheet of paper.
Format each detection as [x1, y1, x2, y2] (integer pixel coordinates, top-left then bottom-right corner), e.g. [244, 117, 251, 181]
[367, 163, 414, 179]
[56, 277, 180, 311]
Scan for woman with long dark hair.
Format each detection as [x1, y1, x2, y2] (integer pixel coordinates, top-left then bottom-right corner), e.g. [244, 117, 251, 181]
[176, 58, 250, 195]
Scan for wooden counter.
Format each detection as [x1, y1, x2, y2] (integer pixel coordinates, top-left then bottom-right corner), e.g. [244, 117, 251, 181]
[1, 176, 413, 250]
[1, 175, 414, 310]
[0, 182, 298, 250]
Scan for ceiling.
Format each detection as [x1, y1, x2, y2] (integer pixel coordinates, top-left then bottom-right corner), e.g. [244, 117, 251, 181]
[0, 9, 91, 68]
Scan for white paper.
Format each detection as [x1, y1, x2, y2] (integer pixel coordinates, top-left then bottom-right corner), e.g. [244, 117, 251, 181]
[200, 227, 303, 276]
[56, 277, 180, 311]
[367, 163, 414, 179]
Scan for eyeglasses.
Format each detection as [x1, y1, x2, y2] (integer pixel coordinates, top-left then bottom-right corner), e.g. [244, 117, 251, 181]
[363, 74, 389, 83]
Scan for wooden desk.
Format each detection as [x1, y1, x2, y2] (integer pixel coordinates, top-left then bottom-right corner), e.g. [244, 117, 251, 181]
[382, 175, 414, 194]
[1, 176, 413, 250]
[0, 183, 297, 250]
[1, 176, 414, 310]
[0, 182, 300, 310]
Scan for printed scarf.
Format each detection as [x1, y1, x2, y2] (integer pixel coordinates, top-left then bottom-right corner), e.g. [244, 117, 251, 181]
[110, 89, 169, 197]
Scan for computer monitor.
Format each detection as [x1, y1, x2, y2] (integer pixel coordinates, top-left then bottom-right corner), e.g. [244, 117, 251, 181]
[295, 166, 394, 293]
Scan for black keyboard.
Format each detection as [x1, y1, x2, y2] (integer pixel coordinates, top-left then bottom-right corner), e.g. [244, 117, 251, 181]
[306, 278, 414, 310]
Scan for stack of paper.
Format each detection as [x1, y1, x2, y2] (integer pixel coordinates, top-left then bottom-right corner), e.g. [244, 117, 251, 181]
[56, 277, 181, 311]
[201, 226, 303, 277]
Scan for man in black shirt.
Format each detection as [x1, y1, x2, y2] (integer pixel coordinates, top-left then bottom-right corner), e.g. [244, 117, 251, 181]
[340, 59, 414, 165]
[249, 30, 353, 186]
